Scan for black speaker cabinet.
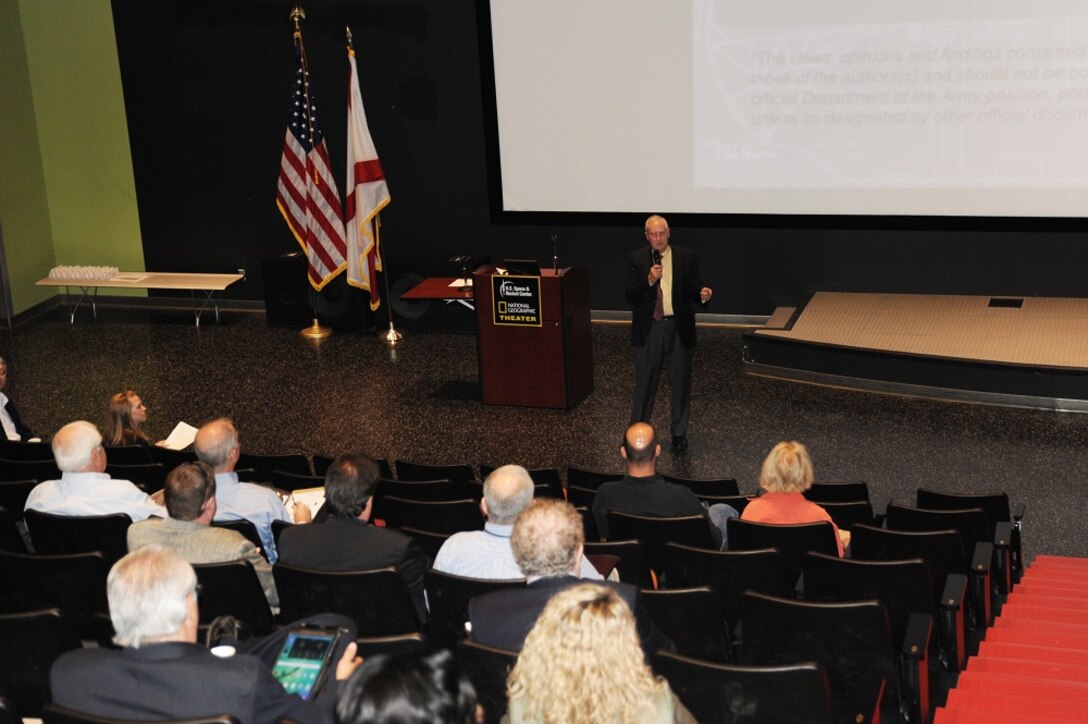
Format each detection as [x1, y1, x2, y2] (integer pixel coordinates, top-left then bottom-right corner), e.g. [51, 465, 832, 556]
[263, 253, 373, 331]
[385, 252, 489, 334]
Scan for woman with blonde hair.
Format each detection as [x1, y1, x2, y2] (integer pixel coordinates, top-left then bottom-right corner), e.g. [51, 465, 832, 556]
[505, 583, 694, 723]
[740, 440, 849, 555]
[104, 390, 152, 447]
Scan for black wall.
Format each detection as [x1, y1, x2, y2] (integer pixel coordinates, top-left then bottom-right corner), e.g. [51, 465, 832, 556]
[111, 0, 1088, 317]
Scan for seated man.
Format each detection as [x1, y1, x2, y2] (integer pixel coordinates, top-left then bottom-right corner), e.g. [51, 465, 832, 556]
[432, 464, 602, 580]
[128, 462, 279, 610]
[592, 422, 736, 546]
[50, 545, 360, 722]
[24, 421, 165, 521]
[0, 355, 34, 441]
[194, 418, 309, 563]
[468, 497, 671, 658]
[277, 454, 428, 623]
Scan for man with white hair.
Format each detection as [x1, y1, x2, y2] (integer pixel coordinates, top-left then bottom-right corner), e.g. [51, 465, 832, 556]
[468, 498, 671, 657]
[433, 464, 602, 580]
[24, 421, 165, 520]
[194, 417, 309, 563]
[50, 545, 359, 722]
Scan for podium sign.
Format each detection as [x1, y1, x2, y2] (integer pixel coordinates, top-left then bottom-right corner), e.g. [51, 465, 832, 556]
[491, 275, 542, 327]
[475, 266, 593, 409]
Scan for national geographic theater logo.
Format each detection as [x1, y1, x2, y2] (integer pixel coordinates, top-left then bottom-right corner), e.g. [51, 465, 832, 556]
[491, 274, 542, 327]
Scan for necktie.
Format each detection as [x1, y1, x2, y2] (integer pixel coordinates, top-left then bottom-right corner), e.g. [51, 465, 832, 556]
[653, 280, 664, 321]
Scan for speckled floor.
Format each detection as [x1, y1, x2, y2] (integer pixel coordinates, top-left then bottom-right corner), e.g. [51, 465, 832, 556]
[4, 305, 1086, 562]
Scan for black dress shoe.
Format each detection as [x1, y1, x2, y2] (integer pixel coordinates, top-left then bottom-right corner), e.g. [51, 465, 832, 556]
[672, 435, 688, 452]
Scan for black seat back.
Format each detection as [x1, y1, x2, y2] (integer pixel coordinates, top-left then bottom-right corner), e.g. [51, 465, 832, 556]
[802, 551, 934, 647]
[210, 520, 264, 557]
[236, 452, 311, 479]
[0, 608, 82, 717]
[805, 481, 871, 504]
[741, 591, 893, 724]
[399, 526, 451, 565]
[425, 570, 525, 650]
[148, 446, 199, 468]
[314, 455, 392, 479]
[653, 651, 833, 724]
[376, 478, 465, 504]
[379, 497, 483, 534]
[0, 550, 110, 640]
[23, 511, 131, 566]
[564, 485, 596, 508]
[885, 503, 989, 566]
[660, 474, 740, 497]
[606, 511, 716, 575]
[456, 640, 518, 724]
[641, 587, 730, 662]
[42, 703, 240, 723]
[0, 507, 25, 553]
[850, 524, 965, 611]
[565, 466, 622, 490]
[105, 463, 167, 494]
[917, 488, 1010, 537]
[394, 460, 474, 486]
[0, 459, 59, 483]
[726, 518, 839, 588]
[583, 540, 653, 588]
[0, 440, 53, 462]
[101, 445, 152, 465]
[818, 500, 876, 530]
[269, 470, 324, 491]
[663, 543, 793, 630]
[273, 564, 421, 636]
[192, 560, 274, 636]
[0, 480, 36, 516]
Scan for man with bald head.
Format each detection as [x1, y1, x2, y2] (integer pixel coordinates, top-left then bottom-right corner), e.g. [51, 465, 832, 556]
[432, 464, 602, 580]
[592, 422, 735, 546]
[626, 214, 713, 452]
[194, 418, 309, 563]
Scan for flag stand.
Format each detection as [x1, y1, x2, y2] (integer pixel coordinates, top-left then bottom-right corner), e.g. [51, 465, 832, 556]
[301, 287, 332, 339]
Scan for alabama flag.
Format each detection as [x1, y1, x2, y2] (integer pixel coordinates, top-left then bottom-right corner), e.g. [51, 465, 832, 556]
[345, 41, 391, 310]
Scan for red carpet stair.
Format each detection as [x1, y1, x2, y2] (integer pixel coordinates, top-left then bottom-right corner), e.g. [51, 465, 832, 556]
[934, 555, 1088, 723]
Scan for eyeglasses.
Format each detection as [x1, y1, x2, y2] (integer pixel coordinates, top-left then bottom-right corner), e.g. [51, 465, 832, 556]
[645, 230, 669, 238]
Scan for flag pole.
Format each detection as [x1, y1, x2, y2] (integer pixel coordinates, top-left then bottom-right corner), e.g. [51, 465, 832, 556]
[376, 214, 403, 345]
[293, 5, 333, 340]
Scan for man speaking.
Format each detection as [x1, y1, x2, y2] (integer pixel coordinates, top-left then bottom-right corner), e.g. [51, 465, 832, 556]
[625, 215, 712, 452]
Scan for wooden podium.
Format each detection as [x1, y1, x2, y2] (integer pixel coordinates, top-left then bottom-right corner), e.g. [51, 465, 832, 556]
[474, 266, 593, 408]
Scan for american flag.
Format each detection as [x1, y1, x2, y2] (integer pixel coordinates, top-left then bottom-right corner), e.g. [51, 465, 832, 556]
[276, 31, 347, 291]
[345, 41, 391, 309]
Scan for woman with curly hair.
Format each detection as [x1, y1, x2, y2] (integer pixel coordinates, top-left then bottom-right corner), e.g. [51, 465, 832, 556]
[505, 583, 694, 723]
[104, 390, 152, 447]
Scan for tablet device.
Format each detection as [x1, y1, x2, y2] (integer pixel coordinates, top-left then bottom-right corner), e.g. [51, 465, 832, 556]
[270, 627, 343, 701]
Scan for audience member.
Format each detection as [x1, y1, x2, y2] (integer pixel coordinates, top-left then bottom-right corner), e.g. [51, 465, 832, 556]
[128, 461, 278, 610]
[432, 464, 602, 580]
[468, 498, 671, 657]
[104, 390, 153, 447]
[741, 440, 849, 556]
[0, 355, 34, 441]
[24, 421, 165, 520]
[194, 417, 309, 563]
[336, 650, 482, 724]
[506, 583, 695, 723]
[50, 545, 359, 722]
[277, 454, 429, 622]
[592, 422, 735, 546]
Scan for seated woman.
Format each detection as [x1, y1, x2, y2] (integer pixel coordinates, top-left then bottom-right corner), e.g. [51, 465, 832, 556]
[336, 649, 481, 724]
[741, 440, 850, 556]
[506, 583, 695, 724]
[104, 390, 153, 447]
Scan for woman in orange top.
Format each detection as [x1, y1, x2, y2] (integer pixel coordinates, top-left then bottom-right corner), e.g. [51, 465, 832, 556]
[741, 441, 849, 556]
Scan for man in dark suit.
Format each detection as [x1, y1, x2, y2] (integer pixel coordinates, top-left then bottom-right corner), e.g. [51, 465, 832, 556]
[277, 454, 429, 623]
[50, 545, 360, 723]
[0, 355, 34, 441]
[468, 498, 671, 659]
[626, 214, 713, 452]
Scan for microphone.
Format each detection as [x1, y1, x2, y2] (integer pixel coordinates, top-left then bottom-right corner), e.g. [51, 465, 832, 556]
[651, 250, 662, 285]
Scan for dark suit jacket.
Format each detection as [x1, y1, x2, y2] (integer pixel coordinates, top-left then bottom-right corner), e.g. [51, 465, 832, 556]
[468, 575, 673, 659]
[625, 244, 706, 349]
[592, 474, 717, 545]
[277, 515, 428, 621]
[50, 641, 336, 723]
[3, 397, 33, 440]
